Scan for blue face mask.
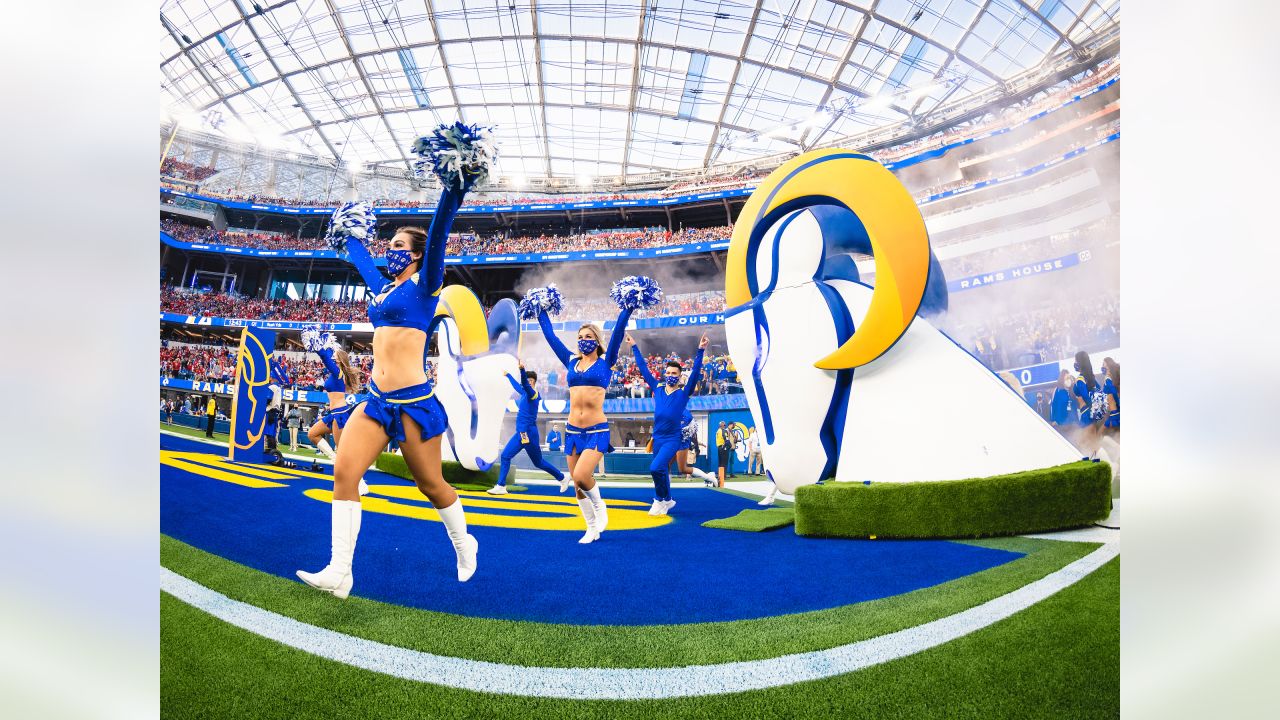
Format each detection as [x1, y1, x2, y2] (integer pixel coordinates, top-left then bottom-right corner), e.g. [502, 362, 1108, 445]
[664, 375, 680, 387]
[578, 338, 598, 355]
[386, 249, 415, 275]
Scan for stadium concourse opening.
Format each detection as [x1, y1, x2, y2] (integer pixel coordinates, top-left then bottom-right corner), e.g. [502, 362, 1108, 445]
[160, 1, 1120, 716]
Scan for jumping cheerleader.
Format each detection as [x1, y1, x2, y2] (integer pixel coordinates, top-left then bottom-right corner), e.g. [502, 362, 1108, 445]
[488, 361, 567, 496]
[521, 275, 661, 543]
[624, 333, 709, 515]
[302, 328, 369, 496]
[297, 123, 495, 597]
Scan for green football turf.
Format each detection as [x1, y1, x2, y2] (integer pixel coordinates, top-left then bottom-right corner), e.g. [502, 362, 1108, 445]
[701, 507, 796, 532]
[161, 556, 1118, 719]
[161, 534, 1097, 668]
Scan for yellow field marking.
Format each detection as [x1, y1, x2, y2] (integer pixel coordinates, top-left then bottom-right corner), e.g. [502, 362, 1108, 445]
[160, 451, 288, 489]
[303, 488, 672, 531]
[164, 448, 670, 531]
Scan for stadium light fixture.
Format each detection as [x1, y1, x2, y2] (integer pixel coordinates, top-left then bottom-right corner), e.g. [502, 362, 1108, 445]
[577, 173, 593, 188]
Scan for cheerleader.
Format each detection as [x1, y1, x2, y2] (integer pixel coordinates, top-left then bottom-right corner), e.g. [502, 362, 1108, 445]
[624, 333, 709, 515]
[675, 406, 717, 487]
[522, 276, 659, 543]
[489, 362, 567, 495]
[1072, 351, 1103, 451]
[297, 123, 494, 598]
[302, 329, 369, 496]
[1101, 357, 1120, 434]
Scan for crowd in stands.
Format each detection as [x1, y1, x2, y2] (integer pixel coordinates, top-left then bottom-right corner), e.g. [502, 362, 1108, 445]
[161, 157, 219, 181]
[160, 339, 375, 391]
[553, 291, 725, 320]
[517, 349, 739, 401]
[952, 293, 1120, 370]
[162, 217, 391, 254]
[163, 215, 730, 256]
[161, 286, 370, 323]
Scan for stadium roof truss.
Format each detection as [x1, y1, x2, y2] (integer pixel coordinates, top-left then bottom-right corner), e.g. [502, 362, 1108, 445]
[160, 0, 1120, 183]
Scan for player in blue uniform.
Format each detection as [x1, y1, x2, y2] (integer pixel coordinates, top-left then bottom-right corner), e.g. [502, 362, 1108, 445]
[624, 333, 709, 515]
[489, 363, 567, 495]
[533, 309, 634, 543]
[298, 125, 493, 598]
[303, 330, 370, 496]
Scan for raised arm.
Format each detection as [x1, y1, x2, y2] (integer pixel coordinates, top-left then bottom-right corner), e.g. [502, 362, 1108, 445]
[519, 368, 537, 399]
[630, 344, 658, 390]
[683, 347, 706, 399]
[604, 307, 635, 367]
[315, 347, 342, 381]
[339, 237, 389, 296]
[420, 189, 463, 299]
[505, 373, 524, 396]
[536, 311, 574, 367]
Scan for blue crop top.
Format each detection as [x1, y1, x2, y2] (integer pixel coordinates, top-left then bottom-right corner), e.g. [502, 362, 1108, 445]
[336, 189, 458, 331]
[536, 307, 633, 388]
[315, 347, 348, 393]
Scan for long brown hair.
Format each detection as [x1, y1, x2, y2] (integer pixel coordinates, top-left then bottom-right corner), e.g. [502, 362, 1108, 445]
[1102, 357, 1120, 393]
[334, 348, 361, 392]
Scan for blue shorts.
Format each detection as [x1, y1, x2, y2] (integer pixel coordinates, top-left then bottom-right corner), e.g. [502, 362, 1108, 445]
[361, 380, 448, 444]
[1105, 410, 1120, 429]
[321, 404, 355, 430]
[564, 422, 613, 455]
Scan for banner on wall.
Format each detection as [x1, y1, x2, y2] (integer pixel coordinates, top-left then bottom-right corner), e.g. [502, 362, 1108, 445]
[948, 250, 1092, 293]
[228, 327, 277, 463]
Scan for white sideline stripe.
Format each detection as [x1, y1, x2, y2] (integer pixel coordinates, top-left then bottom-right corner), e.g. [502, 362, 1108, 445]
[160, 543, 1117, 699]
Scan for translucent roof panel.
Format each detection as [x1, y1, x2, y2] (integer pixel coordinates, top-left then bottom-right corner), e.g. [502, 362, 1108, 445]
[160, 0, 1119, 180]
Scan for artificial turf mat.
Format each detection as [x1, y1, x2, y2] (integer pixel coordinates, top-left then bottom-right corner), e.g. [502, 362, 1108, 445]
[160, 556, 1119, 719]
[701, 507, 795, 532]
[160, 534, 1095, 668]
[795, 461, 1113, 539]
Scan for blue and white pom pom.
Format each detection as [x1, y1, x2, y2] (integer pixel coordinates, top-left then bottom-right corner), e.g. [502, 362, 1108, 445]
[324, 201, 377, 251]
[410, 122, 497, 190]
[610, 275, 663, 311]
[300, 326, 324, 353]
[518, 284, 564, 320]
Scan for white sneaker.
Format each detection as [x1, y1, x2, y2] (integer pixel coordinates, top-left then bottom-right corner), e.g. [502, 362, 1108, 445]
[558, 476, 571, 493]
[661, 499, 677, 515]
[486, 485, 508, 495]
[757, 489, 776, 506]
[358, 479, 369, 496]
[647, 499, 664, 516]
[454, 534, 478, 582]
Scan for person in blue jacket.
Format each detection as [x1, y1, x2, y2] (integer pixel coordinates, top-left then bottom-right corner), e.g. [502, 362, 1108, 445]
[546, 424, 562, 452]
[623, 332, 709, 516]
[1050, 369, 1074, 428]
[489, 363, 567, 495]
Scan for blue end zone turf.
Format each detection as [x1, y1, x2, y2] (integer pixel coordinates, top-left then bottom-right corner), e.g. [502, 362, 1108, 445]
[161, 433, 1021, 625]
